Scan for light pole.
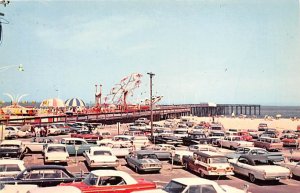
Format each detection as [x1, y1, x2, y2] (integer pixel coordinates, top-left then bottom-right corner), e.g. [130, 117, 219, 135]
[147, 72, 155, 138]
[0, 64, 24, 72]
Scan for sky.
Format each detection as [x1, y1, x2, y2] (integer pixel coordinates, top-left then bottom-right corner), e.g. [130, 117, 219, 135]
[0, 0, 300, 106]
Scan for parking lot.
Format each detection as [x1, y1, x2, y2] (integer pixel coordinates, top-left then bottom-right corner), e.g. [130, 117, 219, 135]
[19, 128, 300, 193]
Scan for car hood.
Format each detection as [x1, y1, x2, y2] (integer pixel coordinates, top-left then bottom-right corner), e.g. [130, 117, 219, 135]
[2, 184, 38, 193]
[132, 189, 167, 193]
[220, 185, 246, 193]
[46, 152, 68, 157]
[255, 165, 290, 173]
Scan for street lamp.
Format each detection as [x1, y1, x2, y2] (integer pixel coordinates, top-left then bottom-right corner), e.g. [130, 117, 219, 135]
[147, 72, 155, 138]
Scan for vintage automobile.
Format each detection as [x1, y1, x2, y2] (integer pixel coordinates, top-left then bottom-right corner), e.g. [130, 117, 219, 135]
[61, 138, 96, 155]
[0, 165, 83, 187]
[183, 151, 234, 178]
[50, 123, 71, 134]
[71, 130, 103, 143]
[173, 128, 189, 139]
[131, 177, 247, 193]
[147, 144, 175, 160]
[44, 144, 69, 164]
[281, 160, 300, 178]
[280, 134, 299, 147]
[149, 132, 183, 146]
[3, 126, 17, 139]
[254, 137, 283, 151]
[47, 125, 61, 135]
[173, 150, 194, 165]
[0, 184, 38, 193]
[208, 131, 225, 145]
[258, 123, 268, 131]
[226, 147, 284, 162]
[188, 144, 218, 153]
[217, 136, 254, 149]
[97, 135, 134, 147]
[83, 146, 119, 168]
[229, 155, 290, 183]
[23, 137, 55, 153]
[28, 186, 82, 193]
[99, 143, 131, 158]
[135, 117, 150, 125]
[60, 170, 156, 193]
[125, 150, 162, 173]
[0, 160, 26, 178]
[247, 129, 259, 139]
[182, 133, 211, 146]
[5, 126, 31, 138]
[209, 124, 224, 131]
[0, 140, 24, 159]
[92, 130, 112, 139]
[237, 131, 253, 141]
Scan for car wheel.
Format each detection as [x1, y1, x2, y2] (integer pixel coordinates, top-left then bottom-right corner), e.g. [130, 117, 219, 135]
[184, 162, 189, 170]
[249, 173, 256, 183]
[230, 146, 234, 150]
[199, 170, 206, 178]
[24, 147, 30, 154]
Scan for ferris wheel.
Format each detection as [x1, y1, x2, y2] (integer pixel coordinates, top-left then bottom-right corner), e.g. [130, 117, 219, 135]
[104, 73, 143, 108]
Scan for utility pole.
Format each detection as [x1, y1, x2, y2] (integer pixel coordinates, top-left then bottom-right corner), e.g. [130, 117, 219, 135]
[147, 72, 155, 138]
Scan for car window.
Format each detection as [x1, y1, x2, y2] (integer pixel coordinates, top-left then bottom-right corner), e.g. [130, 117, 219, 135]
[98, 176, 126, 186]
[187, 185, 201, 193]
[202, 185, 218, 193]
[238, 158, 249, 164]
[0, 164, 21, 172]
[75, 140, 83, 145]
[163, 180, 187, 193]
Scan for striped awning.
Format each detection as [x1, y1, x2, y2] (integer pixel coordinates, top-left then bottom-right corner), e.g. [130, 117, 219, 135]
[40, 98, 65, 108]
[65, 98, 86, 107]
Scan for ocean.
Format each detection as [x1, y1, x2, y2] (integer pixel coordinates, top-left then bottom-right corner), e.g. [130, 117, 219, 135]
[260, 106, 300, 118]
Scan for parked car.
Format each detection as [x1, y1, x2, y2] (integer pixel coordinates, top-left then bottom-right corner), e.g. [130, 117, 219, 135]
[254, 137, 283, 151]
[147, 144, 175, 160]
[183, 151, 234, 178]
[60, 170, 156, 193]
[209, 124, 223, 131]
[237, 131, 253, 141]
[226, 147, 284, 162]
[0, 165, 83, 187]
[23, 137, 55, 153]
[280, 160, 300, 178]
[173, 150, 194, 165]
[47, 125, 61, 135]
[149, 135, 183, 146]
[258, 123, 268, 132]
[188, 144, 218, 153]
[229, 155, 290, 183]
[44, 144, 69, 164]
[5, 126, 31, 138]
[3, 126, 17, 139]
[173, 128, 189, 139]
[50, 123, 71, 134]
[217, 136, 254, 149]
[83, 146, 119, 168]
[0, 140, 24, 159]
[132, 177, 247, 193]
[135, 118, 150, 125]
[0, 160, 26, 178]
[280, 134, 299, 147]
[97, 135, 134, 147]
[182, 133, 211, 146]
[125, 150, 162, 173]
[103, 143, 131, 158]
[70, 130, 102, 143]
[61, 138, 96, 155]
[247, 129, 259, 139]
[0, 184, 38, 193]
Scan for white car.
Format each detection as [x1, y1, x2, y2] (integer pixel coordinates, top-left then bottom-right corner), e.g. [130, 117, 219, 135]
[44, 144, 69, 164]
[173, 128, 189, 138]
[281, 160, 300, 178]
[0, 160, 26, 178]
[28, 186, 82, 193]
[5, 126, 31, 138]
[47, 125, 61, 135]
[23, 137, 55, 153]
[132, 177, 247, 193]
[106, 143, 131, 157]
[188, 144, 219, 152]
[83, 146, 119, 168]
[3, 127, 17, 139]
[230, 155, 290, 183]
[0, 184, 38, 193]
[173, 150, 193, 165]
[217, 136, 254, 149]
[97, 135, 133, 146]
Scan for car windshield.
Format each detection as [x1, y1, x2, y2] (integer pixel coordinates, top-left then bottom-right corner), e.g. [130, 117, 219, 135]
[209, 157, 228, 164]
[83, 173, 98, 185]
[163, 181, 187, 193]
[94, 151, 112, 156]
[48, 146, 66, 152]
[138, 154, 157, 159]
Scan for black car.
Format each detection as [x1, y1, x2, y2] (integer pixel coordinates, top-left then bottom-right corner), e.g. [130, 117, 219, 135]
[149, 135, 183, 146]
[0, 165, 83, 187]
[0, 141, 23, 159]
[182, 133, 211, 146]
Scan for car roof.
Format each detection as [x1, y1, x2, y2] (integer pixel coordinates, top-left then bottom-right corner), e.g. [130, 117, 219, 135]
[172, 178, 218, 186]
[135, 150, 155, 155]
[25, 165, 67, 171]
[240, 154, 268, 160]
[91, 170, 137, 185]
[0, 140, 22, 145]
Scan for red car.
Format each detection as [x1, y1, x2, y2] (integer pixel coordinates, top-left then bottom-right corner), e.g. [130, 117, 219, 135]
[60, 170, 156, 193]
[71, 130, 103, 143]
[280, 134, 299, 146]
[237, 131, 253, 141]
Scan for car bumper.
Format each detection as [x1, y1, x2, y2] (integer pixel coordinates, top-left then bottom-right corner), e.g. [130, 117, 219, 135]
[263, 175, 289, 181]
[45, 159, 68, 163]
[207, 171, 234, 176]
[90, 162, 119, 168]
[139, 167, 161, 172]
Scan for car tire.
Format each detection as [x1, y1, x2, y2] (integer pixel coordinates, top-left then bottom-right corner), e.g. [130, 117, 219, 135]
[199, 170, 206, 178]
[184, 162, 189, 170]
[230, 146, 234, 150]
[249, 173, 256, 183]
[24, 147, 30, 154]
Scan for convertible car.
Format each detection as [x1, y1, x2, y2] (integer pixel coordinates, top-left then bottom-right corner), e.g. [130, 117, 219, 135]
[60, 170, 156, 193]
[0, 165, 83, 187]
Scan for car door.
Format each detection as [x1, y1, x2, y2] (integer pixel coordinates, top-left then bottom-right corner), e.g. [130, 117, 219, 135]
[235, 158, 249, 176]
